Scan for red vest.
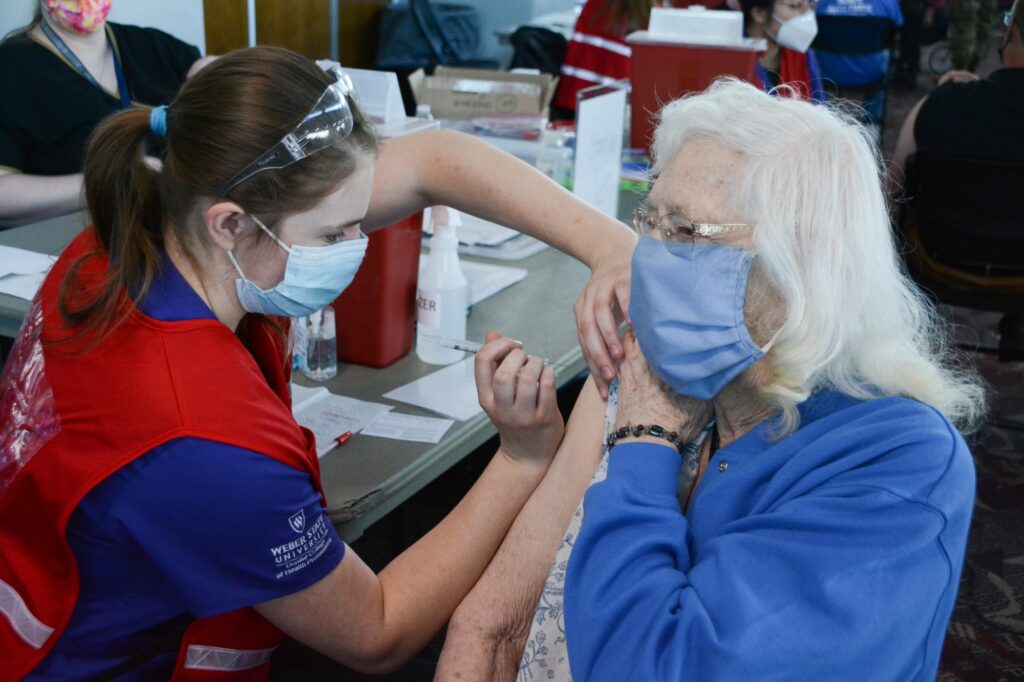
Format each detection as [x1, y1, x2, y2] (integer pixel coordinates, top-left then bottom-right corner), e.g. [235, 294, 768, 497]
[0, 229, 323, 681]
[553, 0, 635, 111]
[553, 1, 706, 110]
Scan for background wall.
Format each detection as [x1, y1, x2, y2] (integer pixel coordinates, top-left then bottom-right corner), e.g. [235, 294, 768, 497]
[202, 0, 390, 67]
[1, 0, 578, 67]
[1, 0, 207, 53]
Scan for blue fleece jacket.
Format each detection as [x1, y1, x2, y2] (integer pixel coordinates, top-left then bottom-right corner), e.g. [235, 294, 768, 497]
[564, 390, 974, 681]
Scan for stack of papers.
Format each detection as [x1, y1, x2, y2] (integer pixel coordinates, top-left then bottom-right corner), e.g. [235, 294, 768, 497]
[384, 358, 483, 422]
[361, 412, 454, 443]
[0, 246, 56, 300]
[291, 384, 393, 457]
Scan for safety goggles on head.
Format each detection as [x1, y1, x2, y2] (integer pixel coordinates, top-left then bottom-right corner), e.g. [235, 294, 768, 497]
[219, 64, 358, 196]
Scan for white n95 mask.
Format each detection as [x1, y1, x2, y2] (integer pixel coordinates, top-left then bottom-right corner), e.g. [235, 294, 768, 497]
[773, 12, 818, 53]
[228, 216, 368, 318]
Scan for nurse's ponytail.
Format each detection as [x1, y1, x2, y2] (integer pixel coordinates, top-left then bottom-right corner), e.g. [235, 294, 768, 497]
[59, 108, 164, 340]
[60, 47, 379, 346]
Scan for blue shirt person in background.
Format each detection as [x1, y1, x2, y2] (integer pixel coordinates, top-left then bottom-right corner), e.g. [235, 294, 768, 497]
[815, 0, 904, 125]
[816, 0, 904, 84]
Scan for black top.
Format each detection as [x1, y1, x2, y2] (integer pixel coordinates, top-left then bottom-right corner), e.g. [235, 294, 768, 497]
[0, 22, 199, 175]
[915, 68, 1024, 161]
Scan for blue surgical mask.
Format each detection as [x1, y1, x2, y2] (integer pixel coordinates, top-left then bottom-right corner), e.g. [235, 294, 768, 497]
[629, 237, 775, 401]
[228, 216, 369, 318]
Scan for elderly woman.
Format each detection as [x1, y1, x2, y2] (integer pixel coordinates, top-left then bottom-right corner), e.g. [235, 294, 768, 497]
[437, 78, 983, 681]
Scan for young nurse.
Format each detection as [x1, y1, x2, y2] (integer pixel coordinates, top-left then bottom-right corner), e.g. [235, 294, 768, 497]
[0, 47, 634, 679]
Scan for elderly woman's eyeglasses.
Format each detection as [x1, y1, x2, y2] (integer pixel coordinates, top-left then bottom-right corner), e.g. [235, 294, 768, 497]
[632, 208, 752, 246]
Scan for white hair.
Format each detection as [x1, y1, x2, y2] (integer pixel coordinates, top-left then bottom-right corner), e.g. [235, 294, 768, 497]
[651, 78, 985, 434]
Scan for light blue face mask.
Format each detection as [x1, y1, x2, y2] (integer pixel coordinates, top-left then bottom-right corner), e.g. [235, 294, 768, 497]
[629, 237, 775, 401]
[228, 216, 369, 318]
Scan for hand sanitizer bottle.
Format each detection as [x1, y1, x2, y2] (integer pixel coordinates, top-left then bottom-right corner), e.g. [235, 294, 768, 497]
[416, 207, 470, 365]
[302, 306, 338, 381]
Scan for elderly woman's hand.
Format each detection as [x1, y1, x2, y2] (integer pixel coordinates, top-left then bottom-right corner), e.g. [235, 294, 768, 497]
[475, 331, 565, 472]
[574, 232, 637, 402]
[614, 329, 713, 444]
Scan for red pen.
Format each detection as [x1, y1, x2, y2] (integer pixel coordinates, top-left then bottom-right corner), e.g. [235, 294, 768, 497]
[334, 431, 353, 447]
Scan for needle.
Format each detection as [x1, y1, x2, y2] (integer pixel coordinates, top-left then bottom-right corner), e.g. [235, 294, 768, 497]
[421, 335, 570, 367]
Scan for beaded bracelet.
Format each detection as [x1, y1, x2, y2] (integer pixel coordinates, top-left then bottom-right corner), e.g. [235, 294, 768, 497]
[605, 424, 683, 454]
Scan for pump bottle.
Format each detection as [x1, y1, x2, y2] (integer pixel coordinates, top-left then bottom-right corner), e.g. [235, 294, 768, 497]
[416, 207, 469, 364]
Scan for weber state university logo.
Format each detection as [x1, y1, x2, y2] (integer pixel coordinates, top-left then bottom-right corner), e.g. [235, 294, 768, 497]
[288, 510, 306, 534]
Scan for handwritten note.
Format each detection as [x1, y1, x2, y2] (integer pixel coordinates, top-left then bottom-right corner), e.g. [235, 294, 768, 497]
[572, 85, 627, 218]
[291, 384, 393, 457]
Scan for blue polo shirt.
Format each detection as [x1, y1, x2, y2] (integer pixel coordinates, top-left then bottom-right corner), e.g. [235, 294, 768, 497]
[815, 0, 903, 87]
[28, 256, 345, 680]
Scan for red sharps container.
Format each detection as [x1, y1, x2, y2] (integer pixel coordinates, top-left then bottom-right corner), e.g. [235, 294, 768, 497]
[627, 18, 764, 152]
[333, 210, 423, 368]
[331, 112, 439, 367]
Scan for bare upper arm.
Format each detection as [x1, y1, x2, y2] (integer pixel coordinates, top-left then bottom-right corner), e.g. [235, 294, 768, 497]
[362, 132, 440, 233]
[889, 96, 928, 195]
[254, 546, 397, 674]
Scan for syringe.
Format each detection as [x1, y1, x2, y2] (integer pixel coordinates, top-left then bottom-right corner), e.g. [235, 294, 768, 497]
[421, 335, 569, 367]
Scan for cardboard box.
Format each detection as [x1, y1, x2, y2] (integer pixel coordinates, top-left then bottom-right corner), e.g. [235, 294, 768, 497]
[409, 67, 557, 119]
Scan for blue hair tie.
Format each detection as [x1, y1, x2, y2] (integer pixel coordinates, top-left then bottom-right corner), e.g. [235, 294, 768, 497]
[150, 105, 168, 137]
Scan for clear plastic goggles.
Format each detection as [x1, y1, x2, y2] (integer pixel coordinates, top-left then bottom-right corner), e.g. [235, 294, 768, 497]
[219, 64, 358, 196]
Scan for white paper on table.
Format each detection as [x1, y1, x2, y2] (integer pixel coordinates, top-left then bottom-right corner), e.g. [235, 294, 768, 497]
[418, 255, 527, 306]
[456, 213, 521, 246]
[0, 245, 55, 278]
[360, 412, 455, 443]
[383, 358, 482, 422]
[291, 384, 393, 457]
[457, 233, 549, 261]
[422, 208, 520, 247]
[573, 85, 627, 218]
[0, 272, 46, 301]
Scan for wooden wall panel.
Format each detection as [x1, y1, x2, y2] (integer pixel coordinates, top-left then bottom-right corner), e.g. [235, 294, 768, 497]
[255, 0, 330, 60]
[203, 0, 247, 56]
[203, 0, 388, 67]
[339, 0, 390, 68]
